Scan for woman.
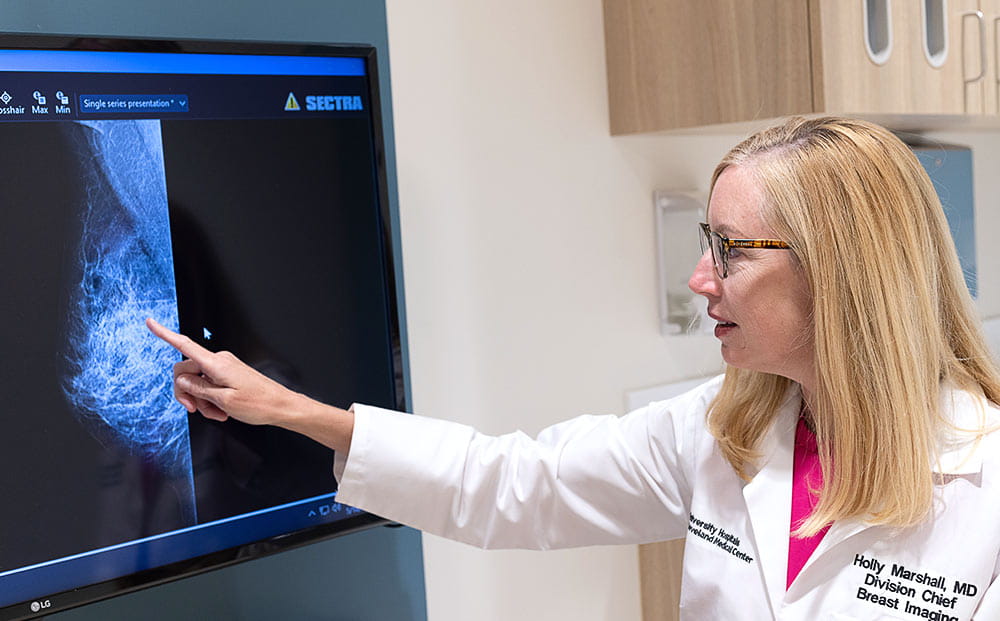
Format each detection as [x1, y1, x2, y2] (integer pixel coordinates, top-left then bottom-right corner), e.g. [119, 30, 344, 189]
[148, 116, 1000, 619]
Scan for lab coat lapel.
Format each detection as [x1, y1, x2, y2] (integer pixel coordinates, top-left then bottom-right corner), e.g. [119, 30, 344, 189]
[798, 517, 866, 570]
[742, 391, 799, 614]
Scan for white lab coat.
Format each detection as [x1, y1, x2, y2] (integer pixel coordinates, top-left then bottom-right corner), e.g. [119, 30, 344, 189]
[335, 376, 1000, 620]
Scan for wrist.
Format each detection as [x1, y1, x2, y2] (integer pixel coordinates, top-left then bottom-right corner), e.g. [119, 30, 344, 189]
[278, 392, 354, 453]
[272, 389, 318, 430]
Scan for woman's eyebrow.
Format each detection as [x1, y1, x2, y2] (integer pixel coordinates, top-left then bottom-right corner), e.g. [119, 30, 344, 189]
[712, 223, 740, 237]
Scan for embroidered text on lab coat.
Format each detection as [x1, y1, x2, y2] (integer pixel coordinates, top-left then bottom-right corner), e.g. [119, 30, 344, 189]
[688, 512, 755, 564]
[852, 554, 981, 620]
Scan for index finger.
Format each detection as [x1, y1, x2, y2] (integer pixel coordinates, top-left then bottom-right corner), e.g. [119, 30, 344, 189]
[146, 317, 216, 366]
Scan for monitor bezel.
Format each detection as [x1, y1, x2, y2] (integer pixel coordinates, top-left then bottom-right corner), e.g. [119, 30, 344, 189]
[0, 32, 402, 621]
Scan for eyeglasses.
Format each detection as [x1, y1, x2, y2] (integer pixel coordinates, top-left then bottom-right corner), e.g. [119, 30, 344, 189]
[699, 222, 791, 279]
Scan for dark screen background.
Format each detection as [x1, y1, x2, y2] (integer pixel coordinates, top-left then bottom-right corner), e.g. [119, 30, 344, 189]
[161, 118, 396, 521]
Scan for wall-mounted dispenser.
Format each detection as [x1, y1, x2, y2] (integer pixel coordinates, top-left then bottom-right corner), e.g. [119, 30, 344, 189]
[654, 190, 713, 336]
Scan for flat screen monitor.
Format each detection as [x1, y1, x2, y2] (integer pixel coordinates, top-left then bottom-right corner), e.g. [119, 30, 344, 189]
[0, 34, 404, 619]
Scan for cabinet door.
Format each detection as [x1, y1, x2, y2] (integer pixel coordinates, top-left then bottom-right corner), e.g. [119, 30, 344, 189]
[811, 0, 915, 114]
[812, 0, 979, 115]
[908, 0, 984, 115]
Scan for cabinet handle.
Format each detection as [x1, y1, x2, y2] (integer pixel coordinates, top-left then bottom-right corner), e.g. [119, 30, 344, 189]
[963, 10, 986, 114]
[995, 17, 1000, 114]
[864, 0, 893, 65]
[922, 0, 947, 68]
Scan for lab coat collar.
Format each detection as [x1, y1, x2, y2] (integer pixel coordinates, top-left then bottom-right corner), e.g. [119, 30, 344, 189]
[932, 382, 991, 476]
[741, 382, 800, 617]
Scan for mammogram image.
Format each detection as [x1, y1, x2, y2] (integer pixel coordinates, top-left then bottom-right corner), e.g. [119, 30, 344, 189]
[61, 119, 196, 525]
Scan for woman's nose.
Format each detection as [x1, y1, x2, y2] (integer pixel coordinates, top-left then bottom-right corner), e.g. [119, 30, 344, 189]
[688, 250, 721, 298]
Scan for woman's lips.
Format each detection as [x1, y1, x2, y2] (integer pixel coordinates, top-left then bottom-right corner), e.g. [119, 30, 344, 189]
[714, 322, 736, 338]
[711, 313, 737, 338]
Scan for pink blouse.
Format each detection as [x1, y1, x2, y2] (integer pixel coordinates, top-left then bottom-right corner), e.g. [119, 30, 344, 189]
[787, 415, 830, 588]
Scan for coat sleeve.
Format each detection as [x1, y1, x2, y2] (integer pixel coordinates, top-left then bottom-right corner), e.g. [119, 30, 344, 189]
[333, 378, 720, 550]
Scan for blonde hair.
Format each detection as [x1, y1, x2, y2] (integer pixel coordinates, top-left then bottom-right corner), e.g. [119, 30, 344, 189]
[706, 116, 1000, 535]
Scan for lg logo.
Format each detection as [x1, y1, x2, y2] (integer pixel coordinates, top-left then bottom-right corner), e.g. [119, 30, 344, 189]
[30, 600, 51, 613]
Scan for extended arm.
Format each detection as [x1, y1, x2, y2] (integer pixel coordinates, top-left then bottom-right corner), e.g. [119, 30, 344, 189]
[337, 399, 697, 550]
[149, 316, 705, 550]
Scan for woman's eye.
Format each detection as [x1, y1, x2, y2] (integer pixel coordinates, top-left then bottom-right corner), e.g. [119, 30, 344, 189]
[725, 246, 743, 260]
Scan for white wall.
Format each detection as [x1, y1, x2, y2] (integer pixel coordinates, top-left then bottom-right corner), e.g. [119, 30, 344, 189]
[384, 1, 1000, 620]
[384, 2, 726, 619]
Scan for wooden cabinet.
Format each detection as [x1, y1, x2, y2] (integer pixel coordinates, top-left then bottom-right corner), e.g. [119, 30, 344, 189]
[603, 0, 988, 134]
